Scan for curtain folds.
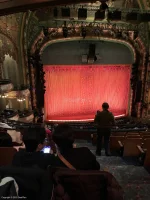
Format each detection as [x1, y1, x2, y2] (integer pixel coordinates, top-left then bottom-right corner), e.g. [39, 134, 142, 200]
[44, 65, 131, 121]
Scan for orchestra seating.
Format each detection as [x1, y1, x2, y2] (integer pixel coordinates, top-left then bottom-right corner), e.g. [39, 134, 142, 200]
[0, 115, 149, 165]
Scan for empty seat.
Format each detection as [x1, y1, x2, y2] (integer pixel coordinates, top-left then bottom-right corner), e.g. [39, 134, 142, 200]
[140, 132, 150, 140]
[126, 134, 141, 138]
[126, 132, 140, 136]
[0, 147, 17, 166]
[119, 138, 142, 156]
[109, 136, 125, 151]
[136, 138, 150, 167]
[142, 135, 150, 140]
[112, 132, 126, 136]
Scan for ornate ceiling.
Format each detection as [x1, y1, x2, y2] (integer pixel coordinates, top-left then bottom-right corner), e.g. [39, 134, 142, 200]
[0, 0, 148, 59]
[24, 1, 148, 51]
[0, 0, 148, 81]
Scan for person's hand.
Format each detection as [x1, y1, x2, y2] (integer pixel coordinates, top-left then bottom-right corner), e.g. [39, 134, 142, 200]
[73, 144, 77, 148]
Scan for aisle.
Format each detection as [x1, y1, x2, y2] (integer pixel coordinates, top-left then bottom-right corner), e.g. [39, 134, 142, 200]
[76, 140, 150, 200]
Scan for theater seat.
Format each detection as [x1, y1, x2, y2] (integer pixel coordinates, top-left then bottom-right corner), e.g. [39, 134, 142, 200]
[109, 136, 125, 151]
[137, 139, 150, 167]
[50, 167, 124, 200]
[126, 132, 140, 136]
[142, 135, 150, 140]
[142, 138, 150, 150]
[0, 147, 17, 166]
[112, 132, 126, 136]
[140, 132, 150, 140]
[126, 134, 141, 138]
[143, 147, 150, 168]
[119, 138, 142, 156]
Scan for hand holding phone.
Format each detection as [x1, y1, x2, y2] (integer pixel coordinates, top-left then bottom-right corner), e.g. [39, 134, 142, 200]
[41, 146, 51, 153]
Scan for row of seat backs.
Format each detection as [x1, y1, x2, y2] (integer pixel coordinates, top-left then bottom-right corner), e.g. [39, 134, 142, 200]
[112, 131, 150, 138]
[110, 134, 150, 156]
[92, 131, 150, 148]
[51, 167, 123, 200]
[110, 132, 150, 148]
[0, 165, 124, 200]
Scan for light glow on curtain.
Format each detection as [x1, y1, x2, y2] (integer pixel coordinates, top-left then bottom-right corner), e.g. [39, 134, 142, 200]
[44, 65, 131, 121]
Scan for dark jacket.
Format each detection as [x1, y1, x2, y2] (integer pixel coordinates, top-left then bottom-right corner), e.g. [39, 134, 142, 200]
[0, 166, 52, 200]
[12, 147, 100, 170]
[94, 110, 115, 129]
[0, 132, 13, 147]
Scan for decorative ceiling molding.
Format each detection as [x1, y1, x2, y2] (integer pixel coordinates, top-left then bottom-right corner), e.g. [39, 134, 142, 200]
[30, 27, 138, 63]
[40, 36, 136, 63]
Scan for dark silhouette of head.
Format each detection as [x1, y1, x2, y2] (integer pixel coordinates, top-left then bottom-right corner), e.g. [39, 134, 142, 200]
[102, 102, 109, 110]
[23, 127, 46, 152]
[0, 131, 12, 147]
[52, 123, 74, 151]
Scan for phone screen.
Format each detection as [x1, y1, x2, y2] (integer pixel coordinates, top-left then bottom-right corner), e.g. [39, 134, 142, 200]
[41, 146, 51, 153]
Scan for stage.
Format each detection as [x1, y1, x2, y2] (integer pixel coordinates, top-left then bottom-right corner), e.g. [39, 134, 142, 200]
[44, 65, 131, 122]
[46, 112, 126, 122]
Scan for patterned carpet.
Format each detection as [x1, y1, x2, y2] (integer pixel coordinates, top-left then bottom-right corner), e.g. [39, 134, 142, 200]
[75, 140, 150, 200]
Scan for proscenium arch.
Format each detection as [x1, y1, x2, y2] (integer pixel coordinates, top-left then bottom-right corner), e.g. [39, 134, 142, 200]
[39, 37, 135, 116]
[39, 37, 136, 63]
[30, 30, 146, 116]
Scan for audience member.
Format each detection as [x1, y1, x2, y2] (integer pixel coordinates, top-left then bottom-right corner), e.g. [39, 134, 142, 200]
[12, 127, 64, 169]
[45, 128, 57, 154]
[7, 129, 24, 146]
[52, 123, 100, 170]
[12, 124, 100, 170]
[0, 131, 13, 147]
[0, 122, 12, 129]
[94, 102, 115, 156]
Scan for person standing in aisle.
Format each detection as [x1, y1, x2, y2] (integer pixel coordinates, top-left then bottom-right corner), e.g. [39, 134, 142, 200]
[94, 102, 115, 156]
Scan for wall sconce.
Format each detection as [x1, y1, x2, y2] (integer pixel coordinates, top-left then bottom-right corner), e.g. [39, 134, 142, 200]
[17, 97, 26, 102]
[0, 93, 8, 98]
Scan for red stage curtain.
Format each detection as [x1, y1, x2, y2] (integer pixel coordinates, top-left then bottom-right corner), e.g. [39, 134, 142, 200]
[44, 65, 131, 121]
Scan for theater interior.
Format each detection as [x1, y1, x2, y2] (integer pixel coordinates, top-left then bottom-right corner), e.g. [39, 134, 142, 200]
[0, 0, 150, 199]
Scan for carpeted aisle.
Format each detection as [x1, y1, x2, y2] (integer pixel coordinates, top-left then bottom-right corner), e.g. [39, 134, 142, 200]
[75, 140, 150, 200]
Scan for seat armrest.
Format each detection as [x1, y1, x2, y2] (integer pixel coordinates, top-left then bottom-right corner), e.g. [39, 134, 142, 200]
[137, 145, 145, 153]
[118, 141, 123, 147]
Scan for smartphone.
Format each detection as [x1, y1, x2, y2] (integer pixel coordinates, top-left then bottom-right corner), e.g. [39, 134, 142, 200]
[41, 146, 51, 153]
